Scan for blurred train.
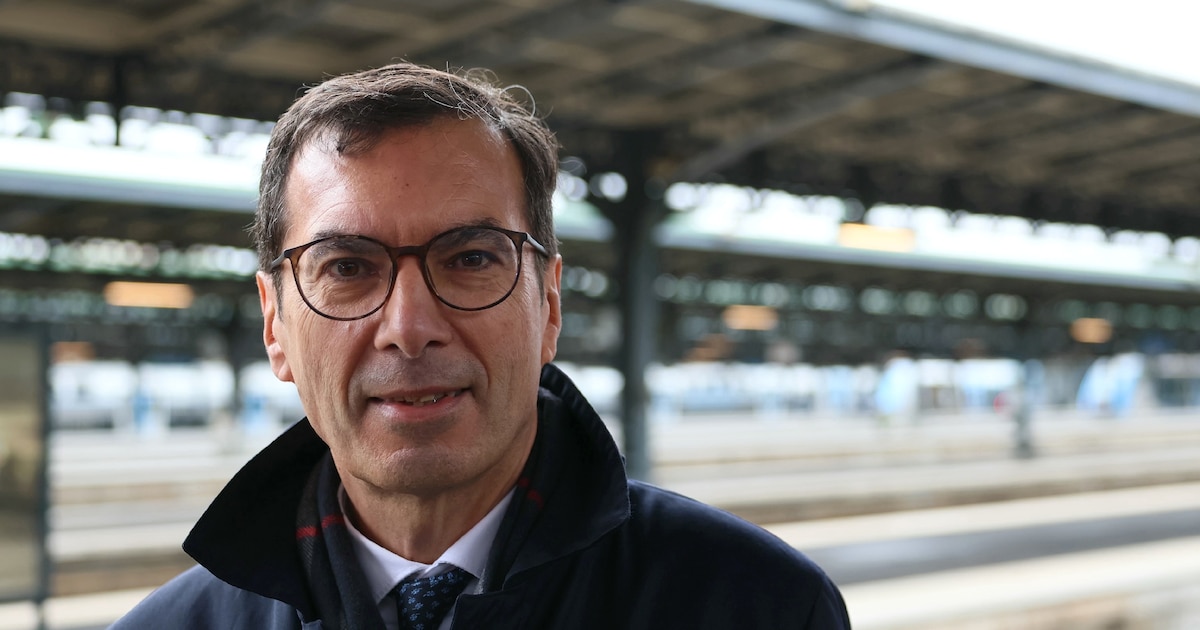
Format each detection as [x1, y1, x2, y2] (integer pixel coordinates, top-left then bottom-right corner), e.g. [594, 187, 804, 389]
[49, 359, 302, 433]
[46, 352, 1194, 433]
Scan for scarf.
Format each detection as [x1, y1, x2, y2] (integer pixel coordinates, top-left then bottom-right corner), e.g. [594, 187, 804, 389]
[294, 410, 552, 628]
[295, 452, 384, 630]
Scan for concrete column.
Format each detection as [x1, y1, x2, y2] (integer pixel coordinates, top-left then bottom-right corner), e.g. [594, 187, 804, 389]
[593, 132, 666, 481]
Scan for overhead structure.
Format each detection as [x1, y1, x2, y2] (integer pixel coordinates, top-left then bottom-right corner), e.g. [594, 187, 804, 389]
[1, 0, 1198, 237]
[3, 0, 1200, 477]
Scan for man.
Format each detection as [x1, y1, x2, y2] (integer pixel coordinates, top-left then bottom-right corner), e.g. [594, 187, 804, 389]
[113, 62, 849, 629]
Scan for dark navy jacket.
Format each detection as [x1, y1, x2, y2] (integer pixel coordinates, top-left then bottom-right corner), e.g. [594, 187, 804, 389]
[112, 364, 850, 629]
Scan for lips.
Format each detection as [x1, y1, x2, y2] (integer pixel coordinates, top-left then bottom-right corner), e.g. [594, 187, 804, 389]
[373, 389, 466, 408]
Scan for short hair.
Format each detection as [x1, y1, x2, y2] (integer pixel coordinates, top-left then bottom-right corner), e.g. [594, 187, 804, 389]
[251, 63, 560, 276]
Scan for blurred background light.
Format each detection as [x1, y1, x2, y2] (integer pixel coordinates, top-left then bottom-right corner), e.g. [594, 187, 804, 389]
[103, 281, 195, 309]
[1070, 317, 1114, 344]
[722, 304, 779, 331]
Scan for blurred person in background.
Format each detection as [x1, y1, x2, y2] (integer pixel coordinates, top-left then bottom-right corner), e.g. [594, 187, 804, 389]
[111, 62, 848, 629]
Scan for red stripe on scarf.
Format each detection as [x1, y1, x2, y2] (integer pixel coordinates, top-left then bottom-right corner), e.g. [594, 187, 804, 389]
[296, 513, 347, 540]
[516, 476, 544, 509]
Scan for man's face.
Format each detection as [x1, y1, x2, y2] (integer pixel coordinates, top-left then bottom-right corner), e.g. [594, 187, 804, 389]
[257, 118, 562, 498]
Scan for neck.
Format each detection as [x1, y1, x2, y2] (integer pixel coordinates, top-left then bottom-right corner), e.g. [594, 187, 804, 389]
[337, 447, 530, 564]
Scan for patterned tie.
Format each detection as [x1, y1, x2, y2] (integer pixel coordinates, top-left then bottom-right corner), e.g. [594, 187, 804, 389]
[394, 566, 472, 630]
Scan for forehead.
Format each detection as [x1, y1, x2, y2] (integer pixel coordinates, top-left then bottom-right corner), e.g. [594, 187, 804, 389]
[281, 118, 525, 245]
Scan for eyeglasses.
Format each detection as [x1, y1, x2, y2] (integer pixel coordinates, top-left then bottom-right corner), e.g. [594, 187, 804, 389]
[269, 226, 549, 320]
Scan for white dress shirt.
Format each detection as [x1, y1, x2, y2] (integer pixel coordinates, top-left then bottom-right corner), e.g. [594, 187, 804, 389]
[340, 487, 514, 630]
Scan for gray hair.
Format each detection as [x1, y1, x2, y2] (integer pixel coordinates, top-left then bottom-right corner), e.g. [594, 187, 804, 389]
[251, 63, 560, 278]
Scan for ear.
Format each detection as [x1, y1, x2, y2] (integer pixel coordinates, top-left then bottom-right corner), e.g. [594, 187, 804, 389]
[540, 255, 563, 365]
[257, 272, 294, 383]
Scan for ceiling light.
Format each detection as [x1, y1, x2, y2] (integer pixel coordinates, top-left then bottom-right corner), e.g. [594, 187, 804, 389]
[103, 281, 194, 309]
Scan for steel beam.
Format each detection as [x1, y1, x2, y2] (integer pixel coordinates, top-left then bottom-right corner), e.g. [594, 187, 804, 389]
[592, 131, 667, 482]
[671, 57, 949, 181]
[684, 0, 1200, 118]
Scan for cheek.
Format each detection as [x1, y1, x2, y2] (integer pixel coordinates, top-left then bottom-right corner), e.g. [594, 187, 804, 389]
[289, 318, 361, 390]
[515, 291, 552, 356]
[469, 303, 544, 378]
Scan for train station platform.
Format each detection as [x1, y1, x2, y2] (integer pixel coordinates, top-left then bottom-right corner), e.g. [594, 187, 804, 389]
[7, 538, 1199, 630]
[8, 522, 1200, 630]
[3, 410, 1199, 628]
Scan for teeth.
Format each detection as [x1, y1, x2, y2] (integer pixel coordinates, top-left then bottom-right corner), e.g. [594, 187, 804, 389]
[390, 390, 460, 407]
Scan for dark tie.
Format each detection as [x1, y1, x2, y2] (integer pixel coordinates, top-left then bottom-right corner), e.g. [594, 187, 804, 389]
[394, 566, 472, 630]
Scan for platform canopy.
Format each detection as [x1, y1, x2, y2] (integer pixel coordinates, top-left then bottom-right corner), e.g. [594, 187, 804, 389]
[1, 0, 1198, 241]
[5, 0, 1200, 477]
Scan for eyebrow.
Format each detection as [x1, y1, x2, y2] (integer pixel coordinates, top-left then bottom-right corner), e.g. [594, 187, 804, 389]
[307, 229, 362, 242]
[307, 217, 509, 244]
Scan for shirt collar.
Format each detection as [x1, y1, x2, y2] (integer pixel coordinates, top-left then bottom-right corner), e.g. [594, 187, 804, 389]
[340, 486, 515, 605]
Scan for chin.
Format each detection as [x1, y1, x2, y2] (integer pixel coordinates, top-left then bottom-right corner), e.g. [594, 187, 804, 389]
[366, 446, 472, 492]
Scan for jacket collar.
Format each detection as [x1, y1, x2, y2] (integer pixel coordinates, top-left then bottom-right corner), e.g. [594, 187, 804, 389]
[183, 363, 631, 614]
[502, 364, 631, 584]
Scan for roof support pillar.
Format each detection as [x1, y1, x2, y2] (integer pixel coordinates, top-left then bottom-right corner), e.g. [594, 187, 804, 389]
[1010, 321, 1039, 459]
[593, 131, 667, 481]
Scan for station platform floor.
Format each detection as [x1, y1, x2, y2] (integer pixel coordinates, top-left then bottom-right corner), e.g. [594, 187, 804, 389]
[7, 486, 1199, 630]
[4, 409, 1200, 629]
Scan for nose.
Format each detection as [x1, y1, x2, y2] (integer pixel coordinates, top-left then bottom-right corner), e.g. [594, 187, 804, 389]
[372, 257, 453, 357]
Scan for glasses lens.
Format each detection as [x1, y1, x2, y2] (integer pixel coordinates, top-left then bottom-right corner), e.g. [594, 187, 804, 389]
[427, 227, 521, 309]
[294, 237, 392, 319]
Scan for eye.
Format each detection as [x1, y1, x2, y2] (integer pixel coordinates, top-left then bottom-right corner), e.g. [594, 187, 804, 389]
[334, 259, 363, 276]
[323, 258, 378, 279]
[454, 251, 491, 269]
[430, 228, 513, 273]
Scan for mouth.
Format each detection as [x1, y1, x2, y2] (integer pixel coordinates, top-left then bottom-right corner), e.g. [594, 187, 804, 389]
[372, 389, 466, 408]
